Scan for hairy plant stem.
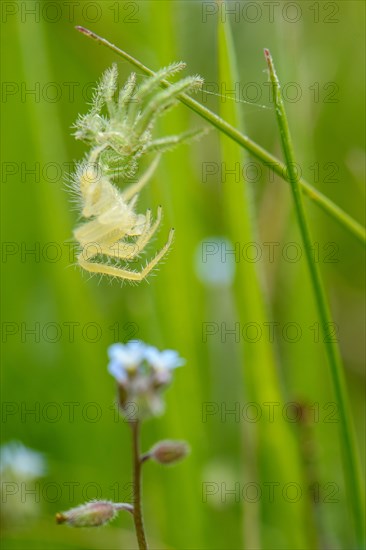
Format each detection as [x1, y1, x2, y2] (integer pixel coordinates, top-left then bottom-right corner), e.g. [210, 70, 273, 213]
[131, 421, 148, 550]
[264, 48, 365, 548]
[75, 26, 365, 244]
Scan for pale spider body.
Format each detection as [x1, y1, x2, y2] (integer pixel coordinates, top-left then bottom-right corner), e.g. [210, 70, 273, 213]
[70, 63, 203, 282]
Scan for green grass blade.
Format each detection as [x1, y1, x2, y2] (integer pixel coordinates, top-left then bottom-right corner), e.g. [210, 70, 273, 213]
[264, 48, 365, 548]
[218, 19, 310, 549]
[75, 27, 365, 245]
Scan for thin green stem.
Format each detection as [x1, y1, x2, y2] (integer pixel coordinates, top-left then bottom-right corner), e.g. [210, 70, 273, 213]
[75, 26, 365, 244]
[131, 421, 148, 550]
[264, 48, 365, 548]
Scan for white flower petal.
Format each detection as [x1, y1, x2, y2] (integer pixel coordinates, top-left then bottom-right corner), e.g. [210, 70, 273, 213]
[107, 341, 147, 372]
[108, 360, 127, 384]
[108, 343, 125, 360]
[145, 346, 185, 371]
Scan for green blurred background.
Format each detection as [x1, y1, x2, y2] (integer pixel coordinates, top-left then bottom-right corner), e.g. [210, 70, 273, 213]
[1, 1, 365, 549]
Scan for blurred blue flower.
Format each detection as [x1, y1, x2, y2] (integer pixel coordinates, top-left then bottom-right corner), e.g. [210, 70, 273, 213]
[107, 341, 185, 418]
[108, 341, 147, 383]
[194, 236, 236, 287]
[145, 346, 185, 370]
[0, 441, 46, 479]
[145, 346, 185, 384]
[0, 441, 46, 524]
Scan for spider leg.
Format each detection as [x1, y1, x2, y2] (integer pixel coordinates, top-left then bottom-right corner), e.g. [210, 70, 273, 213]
[74, 218, 127, 249]
[96, 206, 163, 260]
[76, 209, 153, 261]
[85, 209, 152, 261]
[121, 154, 160, 202]
[77, 227, 174, 282]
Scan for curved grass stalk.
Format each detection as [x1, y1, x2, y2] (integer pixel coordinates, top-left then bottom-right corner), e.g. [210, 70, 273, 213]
[264, 48, 365, 549]
[75, 26, 365, 245]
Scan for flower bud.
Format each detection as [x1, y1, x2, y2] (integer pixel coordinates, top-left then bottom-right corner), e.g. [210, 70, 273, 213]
[56, 500, 131, 527]
[151, 440, 189, 465]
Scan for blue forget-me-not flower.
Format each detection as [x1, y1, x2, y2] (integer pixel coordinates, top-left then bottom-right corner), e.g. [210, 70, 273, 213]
[108, 341, 185, 418]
